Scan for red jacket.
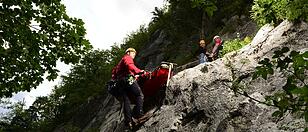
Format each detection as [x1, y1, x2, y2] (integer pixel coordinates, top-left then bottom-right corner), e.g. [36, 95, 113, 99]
[112, 54, 141, 80]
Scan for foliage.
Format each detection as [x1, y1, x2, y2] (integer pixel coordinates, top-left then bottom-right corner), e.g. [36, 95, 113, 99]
[220, 37, 252, 57]
[154, 0, 204, 64]
[60, 50, 112, 103]
[0, 100, 13, 131]
[0, 100, 40, 131]
[0, 99, 11, 111]
[149, 6, 171, 35]
[0, 0, 92, 98]
[151, 7, 167, 24]
[220, 0, 253, 17]
[253, 47, 308, 123]
[191, 0, 217, 17]
[61, 123, 80, 132]
[163, 0, 203, 41]
[251, 0, 308, 26]
[109, 44, 125, 66]
[123, 25, 150, 52]
[0, 49, 114, 131]
[0, 92, 66, 131]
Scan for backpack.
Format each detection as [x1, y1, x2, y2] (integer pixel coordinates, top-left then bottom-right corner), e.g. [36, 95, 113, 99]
[106, 79, 121, 97]
[106, 67, 121, 97]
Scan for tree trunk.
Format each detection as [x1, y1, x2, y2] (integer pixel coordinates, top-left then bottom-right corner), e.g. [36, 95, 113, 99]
[201, 11, 206, 40]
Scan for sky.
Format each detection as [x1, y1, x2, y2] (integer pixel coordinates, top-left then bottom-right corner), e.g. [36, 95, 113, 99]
[1, 0, 166, 113]
[63, 0, 166, 50]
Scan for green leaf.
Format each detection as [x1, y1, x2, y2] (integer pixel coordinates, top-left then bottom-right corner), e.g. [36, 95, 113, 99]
[282, 77, 297, 93]
[273, 47, 289, 58]
[290, 51, 299, 57]
[274, 95, 289, 111]
[281, 47, 289, 53]
[252, 72, 258, 80]
[291, 88, 302, 95]
[300, 86, 308, 97]
[302, 51, 308, 58]
[272, 110, 283, 117]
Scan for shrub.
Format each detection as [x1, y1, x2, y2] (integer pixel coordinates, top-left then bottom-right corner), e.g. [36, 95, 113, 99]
[251, 0, 308, 26]
[123, 25, 150, 52]
[220, 37, 252, 57]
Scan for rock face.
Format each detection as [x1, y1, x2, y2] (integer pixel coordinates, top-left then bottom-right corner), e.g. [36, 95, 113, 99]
[136, 15, 258, 72]
[77, 21, 307, 132]
[136, 30, 171, 71]
[219, 15, 258, 40]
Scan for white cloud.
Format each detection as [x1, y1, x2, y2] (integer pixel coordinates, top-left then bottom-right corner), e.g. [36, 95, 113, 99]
[63, 0, 166, 49]
[1, 0, 165, 114]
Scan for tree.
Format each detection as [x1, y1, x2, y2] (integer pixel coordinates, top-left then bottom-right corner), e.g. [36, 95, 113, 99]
[0, 0, 92, 97]
[252, 48, 308, 124]
[44, 49, 114, 127]
[191, 0, 217, 39]
[227, 47, 308, 130]
[251, 0, 308, 26]
[58, 50, 112, 106]
[0, 100, 36, 131]
[191, 0, 217, 17]
[0, 49, 114, 131]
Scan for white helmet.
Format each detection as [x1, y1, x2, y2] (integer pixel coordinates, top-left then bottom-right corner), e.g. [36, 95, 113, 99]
[125, 48, 136, 53]
[213, 35, 220, 40]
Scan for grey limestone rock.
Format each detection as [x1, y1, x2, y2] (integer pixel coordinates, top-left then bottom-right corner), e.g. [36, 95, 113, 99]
[74, 20, 307, 132]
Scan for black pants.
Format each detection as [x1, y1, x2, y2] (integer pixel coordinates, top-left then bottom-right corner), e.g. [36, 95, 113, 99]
[122, 81, 144, 123]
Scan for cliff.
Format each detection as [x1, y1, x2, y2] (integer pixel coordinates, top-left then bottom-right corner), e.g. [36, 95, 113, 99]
[55, 20, 307, 132]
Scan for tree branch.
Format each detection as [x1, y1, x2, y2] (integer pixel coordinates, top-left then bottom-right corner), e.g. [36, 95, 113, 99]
[29, 25, 40, 31]
[286, 69, 307, 86]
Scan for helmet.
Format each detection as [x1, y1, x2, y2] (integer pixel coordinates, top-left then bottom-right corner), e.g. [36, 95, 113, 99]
[213, 35, 220, 40]
[125, 48, 136, 53]
[213, 36, 222, 45]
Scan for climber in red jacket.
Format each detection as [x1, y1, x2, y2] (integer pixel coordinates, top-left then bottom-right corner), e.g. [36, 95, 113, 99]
[112, 48, 145, 128]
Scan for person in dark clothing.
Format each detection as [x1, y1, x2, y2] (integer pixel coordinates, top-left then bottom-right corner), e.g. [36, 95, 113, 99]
[198, 39, 207, 63]
[112, 48, 145, 128]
